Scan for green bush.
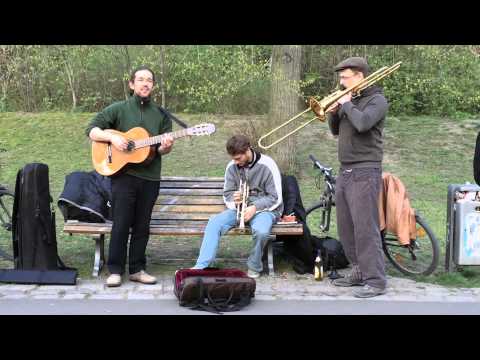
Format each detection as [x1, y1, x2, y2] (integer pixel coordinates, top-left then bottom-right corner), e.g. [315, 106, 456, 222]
[220, 79, 270, 115]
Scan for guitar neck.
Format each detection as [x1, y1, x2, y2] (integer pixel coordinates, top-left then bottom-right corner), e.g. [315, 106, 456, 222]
[134, 129, 190, 149]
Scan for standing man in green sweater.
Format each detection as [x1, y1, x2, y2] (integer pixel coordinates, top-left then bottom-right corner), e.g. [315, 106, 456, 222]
[86, 66, 174, 287]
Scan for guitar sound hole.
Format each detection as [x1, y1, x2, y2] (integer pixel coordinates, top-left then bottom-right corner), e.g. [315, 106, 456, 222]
[126, 141, 135, 152]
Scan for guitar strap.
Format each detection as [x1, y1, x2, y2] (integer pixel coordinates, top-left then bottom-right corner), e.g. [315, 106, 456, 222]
[157, 106, 189, 129]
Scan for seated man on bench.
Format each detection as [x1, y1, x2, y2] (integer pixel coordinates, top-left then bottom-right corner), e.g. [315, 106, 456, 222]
[192, 135, 283, 278]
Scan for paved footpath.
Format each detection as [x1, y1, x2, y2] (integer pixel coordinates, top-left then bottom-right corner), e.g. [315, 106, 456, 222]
[1, 270, 480, 314]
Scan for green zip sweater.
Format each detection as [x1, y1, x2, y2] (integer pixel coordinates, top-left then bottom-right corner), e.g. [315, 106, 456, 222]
[86, 95, 172, 181]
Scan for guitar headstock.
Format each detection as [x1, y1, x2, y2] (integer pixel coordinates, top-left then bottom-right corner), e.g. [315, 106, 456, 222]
[187, 123, 216, 136]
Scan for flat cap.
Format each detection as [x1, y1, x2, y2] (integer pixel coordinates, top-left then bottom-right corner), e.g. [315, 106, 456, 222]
[334, 57, 370, 75]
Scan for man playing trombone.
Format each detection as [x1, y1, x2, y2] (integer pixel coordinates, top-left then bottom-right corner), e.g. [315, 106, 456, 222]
[327, 57, 389, 298]
[191, 135, 283, 278]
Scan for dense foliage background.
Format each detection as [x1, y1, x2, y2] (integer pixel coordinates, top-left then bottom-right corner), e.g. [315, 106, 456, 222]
[2, 45, 479, 117]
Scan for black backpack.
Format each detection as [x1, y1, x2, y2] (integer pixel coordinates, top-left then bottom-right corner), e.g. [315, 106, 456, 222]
[312, 236, 350, 271]
[9, 163, 76, 282]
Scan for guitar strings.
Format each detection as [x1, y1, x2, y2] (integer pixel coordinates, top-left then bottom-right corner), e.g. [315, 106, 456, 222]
[133, 129, 188, 149]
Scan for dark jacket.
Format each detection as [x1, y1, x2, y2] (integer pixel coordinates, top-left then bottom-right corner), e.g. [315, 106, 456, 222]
[277, 175, 315, 273]
[327, 85, 388, 168]
[281, 174, 307, 222]
[58, 171, 112, 223]
[474, 131, 480, 185]
[85, 94, 172, 181]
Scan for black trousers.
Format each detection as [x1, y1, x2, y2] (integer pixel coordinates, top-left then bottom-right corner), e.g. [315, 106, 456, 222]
[335, 167, 386, 289]
[107, 173, 160, 275]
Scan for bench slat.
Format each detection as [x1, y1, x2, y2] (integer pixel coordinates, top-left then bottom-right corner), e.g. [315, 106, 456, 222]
[159, 188, 223, 196]
[159, 181, 224, 189]
[150, 220, 209, 226]
[156, 196, 225, 205]
[161, 176, 224, 182]
[151, 212, 213, 220]
[152, 205, 226, 213]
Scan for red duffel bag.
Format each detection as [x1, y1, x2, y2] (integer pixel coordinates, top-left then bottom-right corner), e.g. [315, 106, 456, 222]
[173, 268, 256, 313]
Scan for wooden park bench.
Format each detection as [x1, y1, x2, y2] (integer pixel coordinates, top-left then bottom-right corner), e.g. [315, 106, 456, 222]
[63, 176, 303, 277]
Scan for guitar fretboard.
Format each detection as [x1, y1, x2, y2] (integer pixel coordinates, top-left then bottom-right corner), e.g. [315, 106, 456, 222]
[134, 129, 190, 149]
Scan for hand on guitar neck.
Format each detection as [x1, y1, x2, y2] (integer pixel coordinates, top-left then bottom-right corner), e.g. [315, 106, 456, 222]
[157, 133, 174, 155]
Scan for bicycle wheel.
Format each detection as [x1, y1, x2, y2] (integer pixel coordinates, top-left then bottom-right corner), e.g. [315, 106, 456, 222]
[0, 189, 14, 262]
[382, 214, 439, 276]
[306, 200, 332, 233]
[305, 200, 326, 217]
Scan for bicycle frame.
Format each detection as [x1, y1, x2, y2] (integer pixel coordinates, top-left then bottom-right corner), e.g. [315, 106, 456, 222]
[0, 185, 14, 261]
[306, 155, 336, 233]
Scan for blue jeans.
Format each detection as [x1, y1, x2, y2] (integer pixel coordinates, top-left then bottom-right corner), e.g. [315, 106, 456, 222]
[194, 209, 276, 272]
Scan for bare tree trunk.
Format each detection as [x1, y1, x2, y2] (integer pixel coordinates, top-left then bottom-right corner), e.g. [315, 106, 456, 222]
[1, 85, 6, 103]
[332, 45, 343, 88]
[64, 61, 77, 111]
[23, 73, 30, 112]
[158, 45, 167, 107]
[267, 45, 303, 174]
[122, 45, 131, 100]
[0, 78, 9, 110]
[29, 68, 38, 112]
[22, 58, 34, 112]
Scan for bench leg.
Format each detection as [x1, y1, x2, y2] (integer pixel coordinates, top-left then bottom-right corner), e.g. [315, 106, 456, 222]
[264, 235, 275, 276]
[93, 234, 105, 277]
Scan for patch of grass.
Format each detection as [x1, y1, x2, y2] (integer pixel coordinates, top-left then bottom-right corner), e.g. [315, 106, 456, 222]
[0, 112, 479, 286]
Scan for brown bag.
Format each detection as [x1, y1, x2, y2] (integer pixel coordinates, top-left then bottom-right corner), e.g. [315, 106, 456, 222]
[174, 268, 256, 313]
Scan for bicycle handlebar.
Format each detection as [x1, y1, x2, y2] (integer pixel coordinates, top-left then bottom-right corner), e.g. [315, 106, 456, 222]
[309, 154, 330, 172]
[309, 154, 336, 185]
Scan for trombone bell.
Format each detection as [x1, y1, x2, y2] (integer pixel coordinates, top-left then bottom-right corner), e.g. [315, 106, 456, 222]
[309, 97, 326, 121]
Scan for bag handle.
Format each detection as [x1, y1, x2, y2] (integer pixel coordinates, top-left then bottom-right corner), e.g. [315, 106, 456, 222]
[187, 277, 251, 314]
[190, 277, 223, 314]
[206, 283, 235, 308]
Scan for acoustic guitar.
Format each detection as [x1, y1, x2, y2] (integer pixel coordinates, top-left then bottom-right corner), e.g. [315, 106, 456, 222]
[92, 123, 216, 176]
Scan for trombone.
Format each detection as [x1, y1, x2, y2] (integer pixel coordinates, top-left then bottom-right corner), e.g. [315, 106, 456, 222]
[257, 61, 402, 150]
[236, 179, 249, 231]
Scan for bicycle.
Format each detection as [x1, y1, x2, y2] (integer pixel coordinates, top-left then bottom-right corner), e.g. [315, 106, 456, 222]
[0, 184, 14, 262]
[305, 154, 440, 276]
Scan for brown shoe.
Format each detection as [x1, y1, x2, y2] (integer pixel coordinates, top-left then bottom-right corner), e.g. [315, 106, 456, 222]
[106, 274, 122, 287]
[129, 270, 157, 284]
